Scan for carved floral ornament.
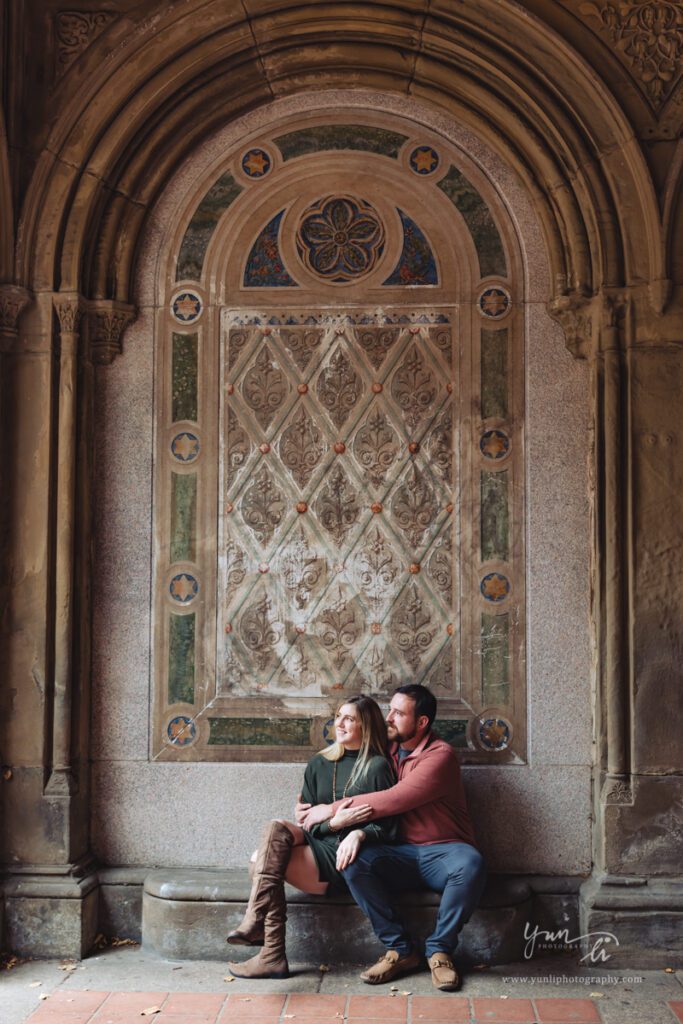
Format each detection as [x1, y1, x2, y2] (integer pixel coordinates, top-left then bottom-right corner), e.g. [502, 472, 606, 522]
[55, 11, 116, 76]
[0, 285, 32, 334]
[579, 1, 683, 106]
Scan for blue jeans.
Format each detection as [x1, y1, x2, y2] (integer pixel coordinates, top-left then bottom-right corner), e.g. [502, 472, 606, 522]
[342, 842, 486, 958]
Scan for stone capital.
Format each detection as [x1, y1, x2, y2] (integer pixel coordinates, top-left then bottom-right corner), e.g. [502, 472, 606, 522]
[547, 293, 594, 359]
[88, 300, 136, 365]
[0, 284, 32, 335]
[53, 293, 87, 335]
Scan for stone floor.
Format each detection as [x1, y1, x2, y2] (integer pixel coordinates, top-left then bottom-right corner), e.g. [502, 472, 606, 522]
[1, 948, 681, 1024]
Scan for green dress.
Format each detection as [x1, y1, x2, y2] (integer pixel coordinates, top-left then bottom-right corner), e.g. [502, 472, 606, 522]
[300, 750, 397, 893]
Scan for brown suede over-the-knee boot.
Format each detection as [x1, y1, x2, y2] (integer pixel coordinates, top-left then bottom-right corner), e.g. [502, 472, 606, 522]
[227, 881, 289, 979]
[226, 820, 293, 958]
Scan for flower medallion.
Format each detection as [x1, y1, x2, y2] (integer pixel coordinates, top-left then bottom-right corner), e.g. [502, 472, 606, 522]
[478, 286, 511, 319]
[409, 146, 440, 175]
[480, 572, 510, 602]
[169, 572, 199, 603]
[171, 432, 200, 462]
[296, 195, 385, 282]
[171, 291, 202, 323]
[478, 716, 511, 751]
[167, 715, 196, 747]
[480, 429, 510, 460]
[241, 148, 272, 178]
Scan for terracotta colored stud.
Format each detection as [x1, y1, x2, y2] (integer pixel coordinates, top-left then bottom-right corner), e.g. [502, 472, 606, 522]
[410, 326, 420, 335]
[371, 502, 383, 514]
[258, 562, 269, 574]
[446, 382, 453, 394]
[225, 623, 233, 634]
[371, 382, 383, 394]
[225, 502, 234, 514]
[371, 622, 382, 635]
[447, 623, 454, 636]
[409, 563, 421, 574]
[259, 442, 271, 454]
[296, 501, 308, 513]
[408, 441, 420, 454]
[295, 624, 306, 635]
[263, 327, 272, 335]
[334, 562, 344, 573]
[446, 502, 454, 514]
[334, 441, 346, 454]
[297, 383, 308, 394]
[227, 383, 234, 395]
[335, 326, 345, 335]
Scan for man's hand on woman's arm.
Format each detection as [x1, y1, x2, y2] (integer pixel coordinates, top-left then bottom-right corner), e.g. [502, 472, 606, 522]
[329, 801, 372, 831]
[296, 793, 333, 830]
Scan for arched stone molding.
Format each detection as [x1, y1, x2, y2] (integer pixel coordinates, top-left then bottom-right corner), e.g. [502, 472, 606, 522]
[14, 1, 664, 315]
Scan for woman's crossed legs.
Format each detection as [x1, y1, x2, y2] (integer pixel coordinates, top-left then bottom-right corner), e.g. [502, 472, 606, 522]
[247, 820, 328, 896]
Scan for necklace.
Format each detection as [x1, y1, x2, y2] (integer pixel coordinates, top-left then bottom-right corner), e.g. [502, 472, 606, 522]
[332, 758, 355, 801]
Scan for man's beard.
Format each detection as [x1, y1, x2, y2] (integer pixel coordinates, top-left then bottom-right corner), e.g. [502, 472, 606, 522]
[388, 721, 417, 744]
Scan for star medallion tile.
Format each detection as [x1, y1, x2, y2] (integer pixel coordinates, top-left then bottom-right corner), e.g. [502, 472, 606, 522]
[171, 432, 200, 462]
[169, 572, 199, 603]
[242, 148, 272, 178]
[410, 145, 440, 175]
[172, 291, 202, 323]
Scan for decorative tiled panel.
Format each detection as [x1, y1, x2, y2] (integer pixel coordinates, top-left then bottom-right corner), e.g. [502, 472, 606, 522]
[383, 209, 438, 286]
[244, 210, 298, 287]
[208, 717, 311, 745]
[217, 310, 457, 752]
[170, 472, 197, 563]
[168, 612, 196, 705]
[275, 124, 408, 160]
[481, 328, 508, 420]
[481, 469, 509, 562]
[172, 333, 198, 422]
[176, 172, 242, 281]
[438, 166, 507, 278]
[481, 612, 510, 707]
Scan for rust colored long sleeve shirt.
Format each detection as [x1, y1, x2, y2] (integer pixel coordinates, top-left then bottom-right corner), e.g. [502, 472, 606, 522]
[330, 730, 478, 847]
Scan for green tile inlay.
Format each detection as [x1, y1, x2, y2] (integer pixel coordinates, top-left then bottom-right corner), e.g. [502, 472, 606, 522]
[481, 612, 510, 706]
[438, 166, 507, 278]
[168, 612, 195, 705]
[177, 172, 243, 280]
[481, 328, 508, 420]
[275, 124, 408, 161]
[172, 332, 198, 422]
[433, 718, 468, 749]
[170, 472, 197, 563]
[481, 469, 509, 562]
[208, 717, 311, 746]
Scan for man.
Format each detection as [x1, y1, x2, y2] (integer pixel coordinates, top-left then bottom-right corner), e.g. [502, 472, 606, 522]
[297, 684, 485, 991]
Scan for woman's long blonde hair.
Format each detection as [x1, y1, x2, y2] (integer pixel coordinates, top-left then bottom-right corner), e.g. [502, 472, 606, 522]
[319, 695, 390, 792]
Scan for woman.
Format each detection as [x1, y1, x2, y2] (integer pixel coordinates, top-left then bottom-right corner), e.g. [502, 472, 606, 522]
[227, 695, 396, 979]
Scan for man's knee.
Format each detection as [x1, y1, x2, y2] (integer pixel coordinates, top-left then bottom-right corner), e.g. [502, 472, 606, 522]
[342, 846, 382, 882]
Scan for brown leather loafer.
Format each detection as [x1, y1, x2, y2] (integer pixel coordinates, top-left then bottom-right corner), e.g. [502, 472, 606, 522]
[427, 952, 460, 991]
[360, 948, 422, 984]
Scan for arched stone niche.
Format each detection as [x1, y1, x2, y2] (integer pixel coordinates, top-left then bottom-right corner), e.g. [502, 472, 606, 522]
[91, 92, 591, 875]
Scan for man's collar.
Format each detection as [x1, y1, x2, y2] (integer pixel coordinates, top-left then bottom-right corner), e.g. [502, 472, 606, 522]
[390, 729, 434, 760]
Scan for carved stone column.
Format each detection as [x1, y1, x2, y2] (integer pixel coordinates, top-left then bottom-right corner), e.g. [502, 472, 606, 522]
[551, 289, 683, 966]
[89, 300, 135, 365]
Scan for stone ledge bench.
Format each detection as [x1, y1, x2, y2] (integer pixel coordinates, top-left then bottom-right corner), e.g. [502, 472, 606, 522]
[141, 869, 573, 964]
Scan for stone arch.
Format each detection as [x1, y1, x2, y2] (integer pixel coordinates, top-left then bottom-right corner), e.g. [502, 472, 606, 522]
[14, 2, 663, 312]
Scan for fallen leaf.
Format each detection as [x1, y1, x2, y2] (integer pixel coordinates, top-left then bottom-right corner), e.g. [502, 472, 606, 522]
[400, 990, 412, 995]
[140, 1007, 162, 1016]
[590, 992, 604, 998]
[172, 966, 183, 971]
[39, 994, 49, 1001]
[222, 976, 235, 982]
[111, 938, 139, 947]
[665, 967, 674, 973]
[240, 998, 252, 1002]
[59, 964, 78, 972]
[390, 985, 398, 991]
[500, 995, 508, 999]
[29, 982, 41, 988]
[319, 964, 330, 972]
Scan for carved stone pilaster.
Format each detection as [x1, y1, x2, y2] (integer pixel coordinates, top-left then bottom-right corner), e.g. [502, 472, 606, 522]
[0, 284, 32, 342]
[89, 301, 136, 364]
[547, 293, 594, 359]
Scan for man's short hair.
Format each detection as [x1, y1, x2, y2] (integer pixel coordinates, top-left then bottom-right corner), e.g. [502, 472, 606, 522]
[393, 684, 437, 727]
